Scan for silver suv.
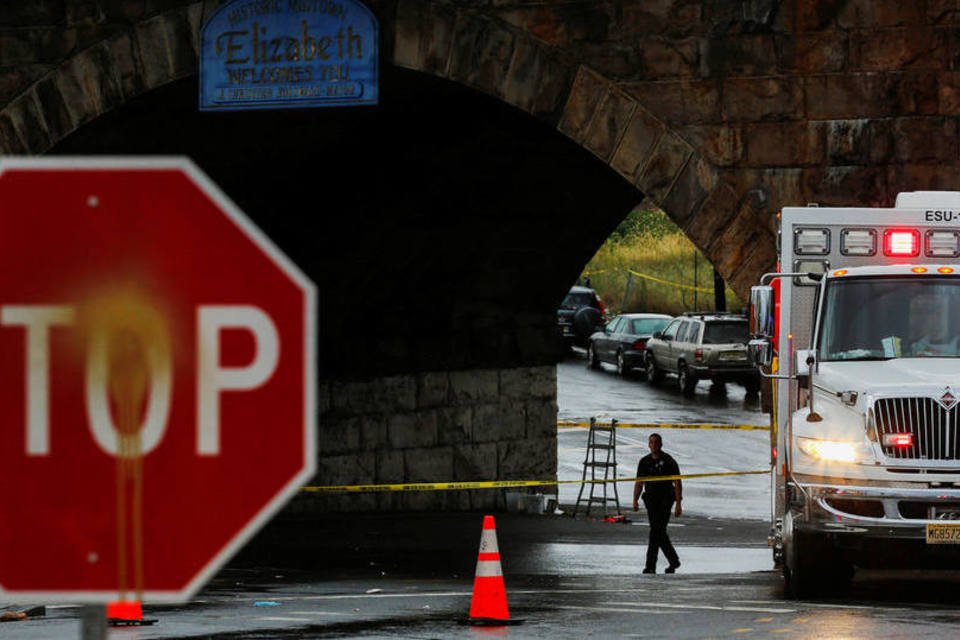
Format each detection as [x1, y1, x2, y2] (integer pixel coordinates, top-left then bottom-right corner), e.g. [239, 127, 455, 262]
[644, 313, 760, 395]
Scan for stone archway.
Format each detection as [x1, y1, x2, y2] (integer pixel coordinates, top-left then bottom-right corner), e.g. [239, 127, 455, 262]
[0, 5, 203, 156]
[6, 1, 960, 300]
[391, 0, 774, 297]
[0, 0, 775, 298]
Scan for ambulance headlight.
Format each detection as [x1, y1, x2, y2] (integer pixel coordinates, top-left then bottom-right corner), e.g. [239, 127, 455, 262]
[797, 437, 864, 463]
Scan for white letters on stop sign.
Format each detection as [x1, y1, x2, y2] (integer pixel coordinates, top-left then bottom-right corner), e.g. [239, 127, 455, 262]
[197, 305, 279, 455]
[2, 303, 279, 457]
[0, 305, 75, 455]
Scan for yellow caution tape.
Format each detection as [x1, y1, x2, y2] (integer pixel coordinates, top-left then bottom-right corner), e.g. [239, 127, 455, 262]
[300, 469, 770, 494]
[620, 470, 770, 483]
[556, 421, 769, 431]
[627, 269, 712, 293]
[301, 479, 550, 494]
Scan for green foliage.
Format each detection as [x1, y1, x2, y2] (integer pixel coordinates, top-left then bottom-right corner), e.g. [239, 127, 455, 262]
[608, 205, 677, 241]
[581, 210, 743, 316]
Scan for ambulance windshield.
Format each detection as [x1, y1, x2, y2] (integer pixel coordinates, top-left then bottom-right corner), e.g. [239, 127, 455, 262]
[819, 276, 960, 360]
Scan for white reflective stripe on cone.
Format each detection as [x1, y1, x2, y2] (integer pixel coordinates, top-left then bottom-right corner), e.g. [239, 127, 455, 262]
[475, 560, 503, 577]
[479, 529, 499, 553]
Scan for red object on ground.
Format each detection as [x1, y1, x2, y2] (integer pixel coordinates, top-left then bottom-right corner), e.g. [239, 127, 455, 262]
[468, 515, 511, 624]
[107, 600, 142, 621]
[0, 158, 316, 603]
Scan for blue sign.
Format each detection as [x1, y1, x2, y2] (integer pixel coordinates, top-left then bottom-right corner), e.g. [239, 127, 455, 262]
[199, 0, 378, 111]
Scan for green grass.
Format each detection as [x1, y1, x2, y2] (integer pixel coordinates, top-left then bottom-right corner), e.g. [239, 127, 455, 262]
[579, 207, 743, 316]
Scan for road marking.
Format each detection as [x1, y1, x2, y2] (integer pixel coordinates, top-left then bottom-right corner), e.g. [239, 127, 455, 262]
[754, 616, 773, 622]
[732, 629, 753, 634]
[235, 586, 808, 616]
[271, 587, 660, 602]
[275, 591, 471, 600]
[286, 611, 352, 616]
[732, 600, 874, 611]
[791, 601, 877, 610]
[606, 601, 795, 613]
[553, 604, 679, 615]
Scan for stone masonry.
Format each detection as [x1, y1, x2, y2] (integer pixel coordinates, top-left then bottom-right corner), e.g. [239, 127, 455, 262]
[285, 366, 558, 513]
[7, 1, 960, 299]
[393, 0, 960, 296]
[3, 0, 960, 511]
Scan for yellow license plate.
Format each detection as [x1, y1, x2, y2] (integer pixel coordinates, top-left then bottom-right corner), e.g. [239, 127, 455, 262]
[926, 523, 960, 544]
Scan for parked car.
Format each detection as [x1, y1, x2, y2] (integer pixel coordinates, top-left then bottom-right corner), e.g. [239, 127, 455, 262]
[644, 312, 761, 394]
[586, 313, 672, 377]
[557, 285, 606, 350]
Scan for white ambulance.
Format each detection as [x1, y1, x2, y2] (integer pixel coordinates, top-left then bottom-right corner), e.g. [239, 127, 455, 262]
[749, 192, 960, 597]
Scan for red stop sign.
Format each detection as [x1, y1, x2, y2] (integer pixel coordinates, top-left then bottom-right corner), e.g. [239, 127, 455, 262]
[0, 158, 316, 602]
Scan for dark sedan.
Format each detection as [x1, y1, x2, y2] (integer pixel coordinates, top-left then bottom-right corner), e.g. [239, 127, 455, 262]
[587, 313, 672, 377]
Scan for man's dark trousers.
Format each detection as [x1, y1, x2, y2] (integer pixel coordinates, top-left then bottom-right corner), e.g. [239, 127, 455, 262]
[643, 496, 679, 570]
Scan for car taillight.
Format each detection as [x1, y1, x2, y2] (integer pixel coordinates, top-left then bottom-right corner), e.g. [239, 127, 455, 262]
[694, 348, 703, 362]
[632, 339, 646, 351]
[882, 433, 914, 448]
[883, 229, 920, 257]
[596, 296, 607, 319]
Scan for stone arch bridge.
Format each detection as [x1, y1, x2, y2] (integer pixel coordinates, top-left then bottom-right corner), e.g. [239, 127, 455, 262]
[1, 0, 957, 511]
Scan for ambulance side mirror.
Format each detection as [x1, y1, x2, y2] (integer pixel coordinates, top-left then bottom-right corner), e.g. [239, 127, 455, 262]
[750, 286, 775, 339]
[748, 338, 773, 368]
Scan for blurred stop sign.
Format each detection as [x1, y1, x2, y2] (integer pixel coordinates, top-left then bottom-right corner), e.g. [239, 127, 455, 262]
[0, 158, 316, 602]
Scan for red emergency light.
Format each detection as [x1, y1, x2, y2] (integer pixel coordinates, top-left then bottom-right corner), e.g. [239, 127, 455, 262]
[883, 229, 920, 257]
[882, 433, 914, 448]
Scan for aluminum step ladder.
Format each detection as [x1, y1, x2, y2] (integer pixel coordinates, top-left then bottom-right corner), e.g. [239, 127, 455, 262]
[573, 417, 621, 517]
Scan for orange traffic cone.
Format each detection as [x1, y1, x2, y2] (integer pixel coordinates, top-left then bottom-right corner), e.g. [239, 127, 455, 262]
[107, 600, 155, 626]
[467, 515, 520, 626]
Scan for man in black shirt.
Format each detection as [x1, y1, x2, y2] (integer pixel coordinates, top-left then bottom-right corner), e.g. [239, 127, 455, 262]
[632, 433, 682, 574]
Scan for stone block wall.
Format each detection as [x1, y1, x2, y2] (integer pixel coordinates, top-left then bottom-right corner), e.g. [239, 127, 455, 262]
[478, 0, 960, 297]
[7, 0, 960, 517]
[285, 365, 558, 513]
[6, 1, 960, 301]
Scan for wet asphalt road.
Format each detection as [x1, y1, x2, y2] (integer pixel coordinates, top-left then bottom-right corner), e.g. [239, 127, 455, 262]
[9, 356, 960, 637]
[14, 542, 960, 640]
[556, 351, 771, 520]
[557, 348, 764, 427]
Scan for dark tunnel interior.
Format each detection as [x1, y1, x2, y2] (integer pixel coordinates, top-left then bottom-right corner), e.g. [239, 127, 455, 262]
[50, 66, 642, 379]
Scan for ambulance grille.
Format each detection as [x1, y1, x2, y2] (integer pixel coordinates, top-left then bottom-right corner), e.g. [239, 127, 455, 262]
[875, 397, 960, 460]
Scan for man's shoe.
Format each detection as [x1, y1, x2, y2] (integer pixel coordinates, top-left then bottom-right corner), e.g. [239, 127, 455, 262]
[642, 567, 655, 574]
[665, 561, 681, 574]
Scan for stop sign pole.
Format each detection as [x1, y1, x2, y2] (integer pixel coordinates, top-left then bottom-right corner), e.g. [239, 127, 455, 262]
[0, 157, 316, 608]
